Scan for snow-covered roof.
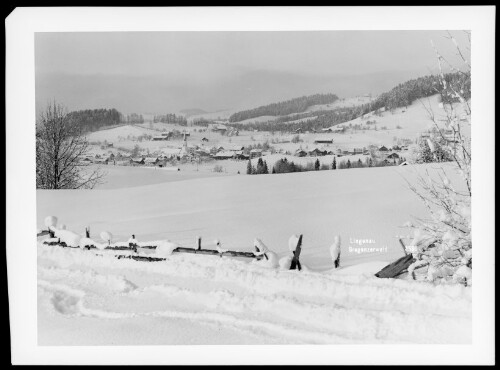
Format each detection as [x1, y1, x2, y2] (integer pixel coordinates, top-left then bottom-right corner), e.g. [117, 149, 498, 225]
[160, 148, 182, 155]
[309, 147, 327, 153]
[214, 151, 235, 158]
[212, 124, 227, 130]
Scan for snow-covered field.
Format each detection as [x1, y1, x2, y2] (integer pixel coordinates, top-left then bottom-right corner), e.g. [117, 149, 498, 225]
[37, 163, 471, 345]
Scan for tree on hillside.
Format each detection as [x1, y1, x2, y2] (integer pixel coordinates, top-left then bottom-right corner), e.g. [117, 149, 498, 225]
[131, 144, 141, 158]
[346, 159, 351, 169]
[246, 159, 253, 175]
[36, 102, 105, 189]
[255, 158, 264, 174]
[404, 32, 472, 284]
[263, 160, 269, 174]
[314, 158, 320, 171]
[332, 156, 337, 170]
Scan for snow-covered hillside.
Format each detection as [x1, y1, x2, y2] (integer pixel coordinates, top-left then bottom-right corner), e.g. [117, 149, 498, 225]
[37, 163, 471, 344]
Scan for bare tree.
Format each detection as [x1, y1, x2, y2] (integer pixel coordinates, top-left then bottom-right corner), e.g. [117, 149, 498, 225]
[36, 102, 105, 189]
[404, 31, 472, 285]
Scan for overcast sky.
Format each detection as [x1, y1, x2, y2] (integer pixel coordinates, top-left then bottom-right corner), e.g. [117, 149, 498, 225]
[35, 31, 470, 114]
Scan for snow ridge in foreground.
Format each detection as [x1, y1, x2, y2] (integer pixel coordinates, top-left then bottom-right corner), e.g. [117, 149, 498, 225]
[38, 243, 471, 345]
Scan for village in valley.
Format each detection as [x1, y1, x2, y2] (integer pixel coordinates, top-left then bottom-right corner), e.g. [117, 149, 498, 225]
[80, 92, 464, 187]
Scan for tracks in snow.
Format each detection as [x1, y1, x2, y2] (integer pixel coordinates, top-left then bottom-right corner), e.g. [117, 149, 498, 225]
[38, 244, 472, 344]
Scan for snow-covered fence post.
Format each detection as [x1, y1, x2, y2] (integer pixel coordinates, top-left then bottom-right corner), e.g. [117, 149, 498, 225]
[330, 236, 341, 268]
[44, 216, 58, 238]
[290, 234, 303, 271]
[128, 234, 138, 253]
[398, 238, 408, 256]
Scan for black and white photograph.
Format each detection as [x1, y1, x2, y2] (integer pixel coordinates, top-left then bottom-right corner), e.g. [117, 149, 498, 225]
[6, 6, 495, 365]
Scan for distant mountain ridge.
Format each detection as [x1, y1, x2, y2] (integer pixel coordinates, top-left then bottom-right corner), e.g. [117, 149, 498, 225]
[179, 108, 208, 117]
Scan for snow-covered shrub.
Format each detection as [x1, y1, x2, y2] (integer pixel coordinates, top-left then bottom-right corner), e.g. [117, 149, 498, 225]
[253, 238, 269, 255]
[54, 229, 81, 248]
[252, 238, 279, 268]
[44, 216, 58, 229]
[155, 240, 180, 257]
[100, 231, 113, 245]
[79, 237, 100, 249]
[279, 255, 293, 270]
[253, 251, 279, 269]
[288, 235, 301, 251]
[127, 235, 139, 245]
[403, 33, 471, 285]
[453, 265, 472, 286]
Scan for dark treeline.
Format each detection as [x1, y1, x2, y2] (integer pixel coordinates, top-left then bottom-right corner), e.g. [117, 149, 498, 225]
[229, 93, 339, 123]
[125, 113, 145, 124]
[373, 72, 470, 112]
[192, 118, 212, 127]
[153, 113, 187, 126]
[66, 108, 122, 133]
[228, 72, 470, 133]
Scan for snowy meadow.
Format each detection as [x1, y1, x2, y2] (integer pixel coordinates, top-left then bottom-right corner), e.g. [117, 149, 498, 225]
[37, 163, 472, 345]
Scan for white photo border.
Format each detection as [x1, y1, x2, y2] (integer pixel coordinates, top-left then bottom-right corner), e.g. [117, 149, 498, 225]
[6, 6, 495, 365]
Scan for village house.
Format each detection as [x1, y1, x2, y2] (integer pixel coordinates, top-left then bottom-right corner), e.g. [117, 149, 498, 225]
[379, 145, 389, 152]
[235, 151, 250, 160]
[295, 149, 308, 157]
[387, 152, 400, 159]
[314, 138, 334, 144]
[144, 157, 159, 166]
[309, 148, 327, 157]
[201, 137, 209, 142]
[210, 124, 228, 133]
[152, 135, 169, 141]
[214, 151, 235, 160]
[250, 149, 263, 158]
[195, 148, 211, 157]
[94, 158, 109, 165]
[130, 157, 145, 165]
